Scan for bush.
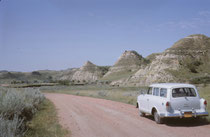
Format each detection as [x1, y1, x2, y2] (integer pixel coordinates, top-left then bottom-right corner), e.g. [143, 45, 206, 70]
[0, 115, 24, 137]
[190, 76, 210, 84]
[31, 71, 41, 76]
[97, 91, 107, 97]
[56, 80, 70, 86]
[0, 88, 45, 137]
[0, 88, 45, 119]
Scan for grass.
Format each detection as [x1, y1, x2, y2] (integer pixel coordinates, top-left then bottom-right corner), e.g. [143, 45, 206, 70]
[41, 85, 147, 105]
[100, 70, 137, 81]
[2, 83, 57, 88]
[198, 85, 210, 121]
[24, 99, 69, 137]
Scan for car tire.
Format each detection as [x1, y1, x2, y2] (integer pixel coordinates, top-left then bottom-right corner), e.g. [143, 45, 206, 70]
[136, 103, 139, 108]
[154, 111, 163, 124]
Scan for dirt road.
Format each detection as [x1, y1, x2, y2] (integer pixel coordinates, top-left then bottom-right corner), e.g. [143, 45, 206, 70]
[46, 93, 210, 137]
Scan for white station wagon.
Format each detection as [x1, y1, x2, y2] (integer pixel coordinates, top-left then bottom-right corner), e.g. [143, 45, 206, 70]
[137, 83, 208, 124]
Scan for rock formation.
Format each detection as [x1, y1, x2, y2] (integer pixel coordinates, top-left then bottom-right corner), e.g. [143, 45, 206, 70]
[112, 34, 210, 86]
[71, 61, 108, 82]
[1, 34, 210, 86]
[102, 50, 148, 81]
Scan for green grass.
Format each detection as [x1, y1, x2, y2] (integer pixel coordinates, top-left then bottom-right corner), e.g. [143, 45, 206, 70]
[24, 99, 69, 137]
[198, 85, 210, 121]
[101, 70, 137, 81]
[41, 85, 147, 105]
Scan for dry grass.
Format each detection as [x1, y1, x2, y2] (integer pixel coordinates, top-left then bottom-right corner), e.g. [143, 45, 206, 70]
[24, 99, 69, 137]
[41, 85, 147, 105]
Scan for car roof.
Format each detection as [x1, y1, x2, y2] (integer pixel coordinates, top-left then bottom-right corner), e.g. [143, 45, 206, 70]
[149, 83, 196, 89]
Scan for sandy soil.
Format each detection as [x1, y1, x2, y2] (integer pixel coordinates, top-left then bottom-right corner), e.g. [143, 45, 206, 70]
[46, 93, 210, 137]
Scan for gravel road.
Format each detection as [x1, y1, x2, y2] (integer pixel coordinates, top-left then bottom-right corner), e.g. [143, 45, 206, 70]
[46, 93, 210, 137]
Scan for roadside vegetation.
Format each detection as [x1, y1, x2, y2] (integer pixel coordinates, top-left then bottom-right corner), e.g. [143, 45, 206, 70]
[0, 88, 45, 137]
[24, 99, 69, 137]
[41, 85, 147, 105]
[0, 87, 68, 137]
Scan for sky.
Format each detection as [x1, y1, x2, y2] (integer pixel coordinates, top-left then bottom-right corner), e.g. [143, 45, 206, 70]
[0, 0, 210, 72]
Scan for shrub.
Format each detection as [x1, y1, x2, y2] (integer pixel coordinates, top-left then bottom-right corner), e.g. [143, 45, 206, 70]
[31, 71, 41, 76]
[0, 114, 24, 137]
[190, 76, 210, 84]
[58, 80, 70, 86]
[97, 91, 107, 97]
[0, 88, 45, 137]
[0, 88, 45, 120]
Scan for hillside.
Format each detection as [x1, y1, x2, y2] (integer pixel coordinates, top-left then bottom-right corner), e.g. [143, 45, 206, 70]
[0, 70, 58, 84]
[114, 34, 210, 86]
[55, 68, 79, 81]
[101, 50, 148, 82]
[1, 34, 210, 86]
[69, 61, 109, 83]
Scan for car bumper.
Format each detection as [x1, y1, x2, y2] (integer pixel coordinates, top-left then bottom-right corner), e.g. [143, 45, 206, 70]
[159, 111, 209, 118]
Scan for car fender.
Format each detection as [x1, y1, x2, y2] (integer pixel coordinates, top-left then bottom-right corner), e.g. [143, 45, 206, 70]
[151, 106, 160, 115]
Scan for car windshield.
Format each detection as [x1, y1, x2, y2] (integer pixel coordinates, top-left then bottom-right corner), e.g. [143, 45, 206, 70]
[172, 87, 197, 98]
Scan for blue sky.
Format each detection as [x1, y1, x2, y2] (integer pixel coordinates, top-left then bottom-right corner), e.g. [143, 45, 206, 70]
[0, 0, 210, 72]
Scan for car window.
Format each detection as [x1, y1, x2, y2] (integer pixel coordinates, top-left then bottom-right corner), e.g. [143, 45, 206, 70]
[172, 88, 197, 98]
[147, 87, 152, 95]
[153, 88, 159, 96]
[160, 88, 167, 98]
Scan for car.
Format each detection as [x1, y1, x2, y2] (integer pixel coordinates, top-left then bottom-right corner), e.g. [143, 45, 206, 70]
[136, 83, 209, 124]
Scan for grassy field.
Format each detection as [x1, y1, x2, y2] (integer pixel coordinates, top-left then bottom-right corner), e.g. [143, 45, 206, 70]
[41, 84, 210, 121]
[41, 85, 147, 105]
[25, 99, 69, 137]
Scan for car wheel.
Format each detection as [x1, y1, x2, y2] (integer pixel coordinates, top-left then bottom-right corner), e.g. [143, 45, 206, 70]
[136, 103, 139, 108]
[154, 111, 163, 124]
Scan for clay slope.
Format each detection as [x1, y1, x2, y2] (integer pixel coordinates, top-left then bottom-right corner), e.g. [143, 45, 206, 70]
[113, 34, 210, 86]
[71, 61, 108, 82]
[55, 68, 79, 81]
[102, 50, 148, 81]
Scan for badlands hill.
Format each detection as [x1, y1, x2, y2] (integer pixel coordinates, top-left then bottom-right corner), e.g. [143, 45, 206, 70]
[102, 50, 148, 81]
[1, 34, 210, 86]
[70, 61, 109, 82]
[112, 34, 210, 86]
